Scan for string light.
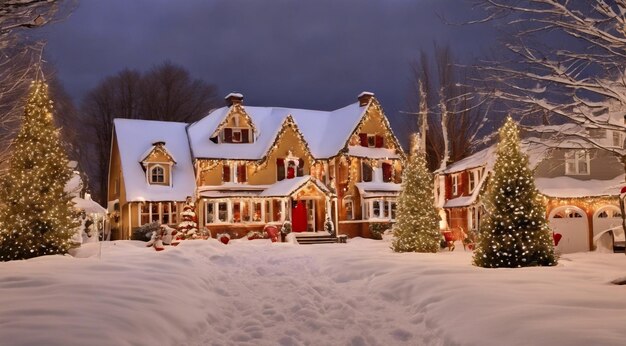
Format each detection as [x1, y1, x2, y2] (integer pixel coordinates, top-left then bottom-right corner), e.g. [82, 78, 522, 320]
[473, 117, 556, 268]
[392, 136, 440, 253]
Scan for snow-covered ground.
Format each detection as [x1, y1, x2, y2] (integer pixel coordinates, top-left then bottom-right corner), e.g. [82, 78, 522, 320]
[1, 238, 626, 346]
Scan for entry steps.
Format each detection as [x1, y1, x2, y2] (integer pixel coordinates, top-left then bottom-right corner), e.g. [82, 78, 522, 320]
[295, 234, 340, 245]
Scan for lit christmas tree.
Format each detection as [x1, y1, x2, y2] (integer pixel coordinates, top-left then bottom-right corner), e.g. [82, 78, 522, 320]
[392, 136, 440, 253]
[473, 117, 556, 268]
[0, 81, 77, 261]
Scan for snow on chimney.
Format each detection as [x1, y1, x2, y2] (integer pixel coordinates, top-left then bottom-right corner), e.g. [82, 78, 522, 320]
[225, 92, 244, 106]
[358, 91, 374, 106]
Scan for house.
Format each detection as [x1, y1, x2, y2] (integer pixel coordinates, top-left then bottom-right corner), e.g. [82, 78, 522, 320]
[435, 126, 625, 254]
[107, 92, 404, 240]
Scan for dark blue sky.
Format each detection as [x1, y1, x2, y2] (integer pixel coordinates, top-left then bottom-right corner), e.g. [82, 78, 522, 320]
[39, 0, 498, 139]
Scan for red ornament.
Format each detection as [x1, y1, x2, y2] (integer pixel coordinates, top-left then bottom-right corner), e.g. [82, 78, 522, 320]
[219, 235, 230, 245]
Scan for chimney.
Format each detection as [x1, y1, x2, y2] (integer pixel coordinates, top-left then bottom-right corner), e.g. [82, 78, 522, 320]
[225, 92, 244, 106]
[358, 91, 374, 106]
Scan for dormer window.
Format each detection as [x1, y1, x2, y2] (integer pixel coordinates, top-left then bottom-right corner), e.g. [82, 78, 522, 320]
[150, 165, 165, 184]
[141, 141, 175, 187]
[358, 133, 384, 148]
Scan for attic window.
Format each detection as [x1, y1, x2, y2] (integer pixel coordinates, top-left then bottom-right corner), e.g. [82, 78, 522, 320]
[359, 133, 384, 148]
[223, 128, 250, 143]
[149, 165, 165, 184]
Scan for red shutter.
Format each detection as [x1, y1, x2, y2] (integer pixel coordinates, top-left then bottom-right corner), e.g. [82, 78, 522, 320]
[276, 159, 285, 181]
[222, 165, 231, 182]
[297, 158, 304, 177]
[241, 129, 250, 143]
[359, 133, 368, 147]
[238, 164, 247, 183]
[375, 135, 384, 148]
[224, 128, 233, 143]
[382, 163, 392, 182]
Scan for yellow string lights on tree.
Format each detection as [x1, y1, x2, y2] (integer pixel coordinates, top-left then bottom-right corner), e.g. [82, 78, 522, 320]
[0, 81, 78, 261]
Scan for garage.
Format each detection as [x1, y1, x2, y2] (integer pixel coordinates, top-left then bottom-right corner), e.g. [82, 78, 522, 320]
[592, 206, 624, 252]
[549, 206, 589, 254]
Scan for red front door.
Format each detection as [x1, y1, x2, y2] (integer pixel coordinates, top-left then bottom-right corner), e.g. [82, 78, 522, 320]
[291, 200, 308, 232]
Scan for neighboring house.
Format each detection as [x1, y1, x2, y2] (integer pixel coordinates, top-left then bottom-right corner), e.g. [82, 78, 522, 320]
[107, 92, 404, 240]
[435, 126, 625, 254]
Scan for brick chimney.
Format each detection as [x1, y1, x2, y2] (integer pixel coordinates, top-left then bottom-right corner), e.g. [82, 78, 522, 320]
[358, 91, 374, 106]
[225, 92, 244, 106]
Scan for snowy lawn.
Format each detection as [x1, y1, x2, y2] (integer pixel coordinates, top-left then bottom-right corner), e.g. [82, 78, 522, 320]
[1, 238, 626, 346]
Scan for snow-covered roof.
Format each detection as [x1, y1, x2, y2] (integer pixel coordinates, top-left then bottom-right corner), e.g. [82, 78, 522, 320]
[356, 182, 401, 198]
[197, 176, 332, 198]
[73, 196, 107, 214]
[536, 174, 625, 198]
[139, 142, 177, 164]
[259, 176, 331, 197]
[441, 139, 553, 175]
[114, 119, 196, 202]
[347, 146, 400, 159]
[187, 102, 367, 160]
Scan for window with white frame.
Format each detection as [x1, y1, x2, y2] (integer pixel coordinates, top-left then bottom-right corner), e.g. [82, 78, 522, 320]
[206, 201, 229, 223]
[372, 200, 381, 218]
[206, 203, 214, 224]
[451, 174, 459, 195]
[565, 150, 590, 175]
[140, 202, 178, 225]
[468, 172, 476, 193]
[149, 165, 165, 184]
[364, 199, 396, 220]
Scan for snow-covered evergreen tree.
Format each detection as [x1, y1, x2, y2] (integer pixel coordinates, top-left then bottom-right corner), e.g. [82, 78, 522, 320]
[0, 81, 77, 261]
[176, 197, 198, 240]
[392, 137, 440, 253]
[473, 117, 556, 268]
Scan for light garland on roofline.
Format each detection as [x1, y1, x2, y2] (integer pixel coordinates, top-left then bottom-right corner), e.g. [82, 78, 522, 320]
[344, 98, 406, 160]
[541, 194, 619, 215]
[211, 103, 258, 138]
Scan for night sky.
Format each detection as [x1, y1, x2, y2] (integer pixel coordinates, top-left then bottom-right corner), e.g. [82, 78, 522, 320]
[40, 0, 498, 141]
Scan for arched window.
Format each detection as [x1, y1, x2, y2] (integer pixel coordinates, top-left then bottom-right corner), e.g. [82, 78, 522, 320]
[150, 165, 165, 184]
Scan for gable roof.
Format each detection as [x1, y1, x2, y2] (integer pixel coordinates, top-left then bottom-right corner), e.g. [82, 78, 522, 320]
[113, 119, 196, 202]
[139, 142, 177, 164]
[187, 102, 369, 160]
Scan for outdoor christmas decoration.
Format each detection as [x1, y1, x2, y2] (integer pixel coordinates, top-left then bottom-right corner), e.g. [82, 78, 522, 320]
[146, 225, 177, 251]
[0, 81, 78, 261]
[392, 137, 440, 253]
[473, 117, 556, 268]
[217, 233, 230, 244]
[323, 213, 335, 236]
[175, 197, 198, 241]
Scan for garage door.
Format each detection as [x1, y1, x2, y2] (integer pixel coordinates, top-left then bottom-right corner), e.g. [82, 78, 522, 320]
[549, 206, 589, 254]
[593, 206, 624, 251]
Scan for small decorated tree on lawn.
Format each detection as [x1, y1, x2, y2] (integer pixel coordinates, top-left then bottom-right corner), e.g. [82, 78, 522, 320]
[0, 81, 77, 261]
[176, 196, 198, 240]
[392, 137, 440, 253]
[473, 117, 556, 268]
